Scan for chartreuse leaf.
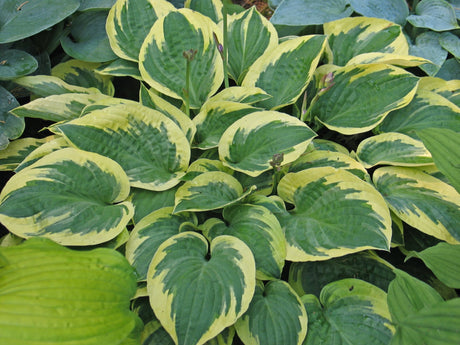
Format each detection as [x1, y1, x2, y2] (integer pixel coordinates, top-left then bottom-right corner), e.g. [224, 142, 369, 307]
[348, 0, 409, 25]
[0, 237, 140, 345]
[377, 90, 460, 135]
[242, 35, 326, 110]
[270, 0, 353, 26]
[203, 86, 270, 105]
[324, 17, 409, 66]
[173, 171, 253, 213]
[106, 0, 174, 62]
[139, 8, 224, 108]
[185, 0, 223, 23]
[219, 111, 316, 176]
[302, 279, 394, 345]
[227, 7, 278, 84]
[60, 10, 118, 63]
[356, 132, 433, 168]
[373, 167, 460, 243]
[406, 242, 460, 289]
[289, 150, 369, 180]
[416, 128, 460, 193]
[0, 85, 23, 149]
[203, 203, 286, 280]
[235, 280, 307, 345]
[289, 251, 395, 297]
[192, 101, 260, 149]
[0, 49, 37, 80]
[54, 103, 190, 191]
[139, 85, 196, 142]
[388, 269, 460, 345]
[0, 148, 133, 246]
[147, 232, 256, 345]
[277, 167, 392, 261]
[407, 0, 460, 31]
[52, 59, 115, 96]
[13, 75, 101, 97]
[0, 136, 52, 171]
[0, 0, 80, 43]
[126, 206, 197, 281]
[310, 64, 419, 135]
[9, 92, 114, 122]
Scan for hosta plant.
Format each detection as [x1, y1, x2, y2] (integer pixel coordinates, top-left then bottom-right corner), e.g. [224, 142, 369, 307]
[0, 1, 459, 345]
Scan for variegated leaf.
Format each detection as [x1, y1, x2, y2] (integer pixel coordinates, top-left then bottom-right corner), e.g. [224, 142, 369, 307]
[0, 137, 52, 171]
[219, 111, 317, 176]
[129, 187, 177, 224]
[373, 166, 460, 243]
[0, 148, 133, 245]
[277, 167, 392, 261]
[346, 52, 432, 67]
[13, 75, 101, 97]
[54, 103, 190, 191]
[95, 58, 142, 79]
[203, 86, 270, 105]
[147, 232, 256, 345]
[185, 0, 223, 23]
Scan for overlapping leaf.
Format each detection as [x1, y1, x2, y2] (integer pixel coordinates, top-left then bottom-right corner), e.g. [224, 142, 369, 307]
[0, 85, 24, 149]
[54, 103, 190, 191]
[147, 232, 256, 345]
[0, 136, 54, 171]
[0, 148, 133, 245]
[277, 167, 392, 261]
[0, 49, 37, 79]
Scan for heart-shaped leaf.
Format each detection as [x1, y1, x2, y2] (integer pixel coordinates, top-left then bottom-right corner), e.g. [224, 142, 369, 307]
[0, 49, 37, 79]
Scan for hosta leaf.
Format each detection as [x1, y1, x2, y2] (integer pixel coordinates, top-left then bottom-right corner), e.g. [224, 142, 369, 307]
[126, 206, 197, 281]
[95, 58, 142, 79]
[302, 279, 393, 345]
[289, 251, 395, 297]
[0, 237, 140, 345]
[407, 0, 460, 31]
[0, 148, 133, 246]
[0, 49, 37, 79]
[130, 187, 177, 224]
[307, 138, 349, 154]
[406, 242, 460, 289]
[324, 17, 409, 66]
[147, 232, 256, 345]
[439, 32, 460, 59]
[235, 280, 307, 345]
[192, 101, 260, 149]
[219, 111, 316, 176]
[270, 0, 353, 26]
[377, 90, 460, 136]
[356, 132, 433, 168]
[140, 85, 196, 142]
[139, 8, 223, 108]
[388, 269, 460, 345]
[373, 166, 460, 243]
[15, 137, 68, 172]
[409, 31, 448, 76]
[277, 167, 392, 261]
[203, 203, 286, 280]
[0, 0, 80, 43]
[173, 171, 253, 213]
[10, 92, 113, 122]
[13, 75, 101, 97]
[0, 137, 52, 171]
[79, 0, 117, 11]
[185, 0, 223, 23]
[346, 52, 431, 67]
[227, 7, 278, 84]
[416, 128, 460, 193]
[52, 59, 114, 96]
[204, 86, 270, 105]
[61, 10, 117, 62]
[54, 104, 189, 191]
[348, 0, 409, 25]
[310, 63, 419, 135]
[0, 85, 23, 149]
[242, 35, 327, 109]
[289, 150, 369, 180]
[106, 0, 174, 61]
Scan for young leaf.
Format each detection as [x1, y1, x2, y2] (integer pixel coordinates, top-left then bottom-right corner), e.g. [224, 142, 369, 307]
[219, 111, 317, 176]
[0, 237, 140, 345]
[242, 35, 327, 110]
[373, 167, 460, 243]
[139, 8, 224, 108]
[147, 232, 256, 345]
[0, 148, 133, 246]
[106, 0, 174, 61]
[235, 280, 308, 345]
[277, 167, 392, 261]
[302, 279, 394, 345]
